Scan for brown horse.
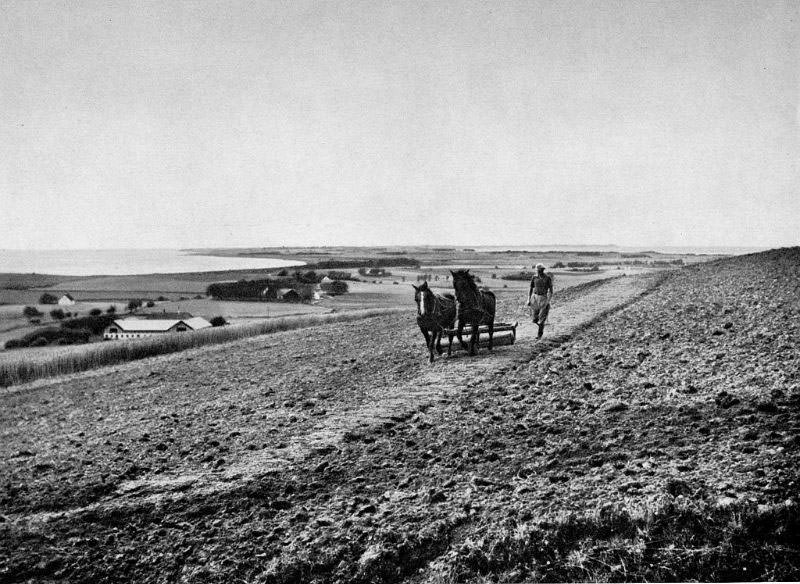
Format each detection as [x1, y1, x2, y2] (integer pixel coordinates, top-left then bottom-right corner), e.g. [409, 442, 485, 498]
[451, 269, 496, 356]
[413, 281, 456, 363]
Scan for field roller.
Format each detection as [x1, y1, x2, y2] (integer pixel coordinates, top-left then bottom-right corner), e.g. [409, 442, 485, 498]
[438, 321, 518, 351]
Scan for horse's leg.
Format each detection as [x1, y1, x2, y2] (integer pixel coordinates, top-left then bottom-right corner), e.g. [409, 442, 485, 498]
[470, 322, 478, 356]
[446, 331, 455, 356]
[424, 328, 436, 363]
[435, 330, 444, 355]
[419, 325, 432, 360]
[488, 319, 494, 350]
[457, 320, 469, 351]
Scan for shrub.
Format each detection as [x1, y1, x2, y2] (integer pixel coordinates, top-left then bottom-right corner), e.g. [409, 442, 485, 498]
[194, 295, 203, 300]
[39, 293, 58, 304]
[157, 296, 168, 301]
[552, 261, 565, 268]
[89, 308, 102, 316]
[210, 316, 227, 327]
[106, 305, 116, 314]
[50, 308, 65, 320]
[127, 299, 142, 312]
[30, 337, 49, 347]
[23, 306, 42, 318]
[30, 319, 41, 325]
[4, 339, 22, 349]
[146, 301, 155, 307]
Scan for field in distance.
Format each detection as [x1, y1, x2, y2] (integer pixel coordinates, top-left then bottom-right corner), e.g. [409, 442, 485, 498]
[0, 246, 719, 360]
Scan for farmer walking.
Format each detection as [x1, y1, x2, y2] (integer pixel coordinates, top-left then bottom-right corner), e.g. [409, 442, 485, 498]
[527, 263, 553, 339]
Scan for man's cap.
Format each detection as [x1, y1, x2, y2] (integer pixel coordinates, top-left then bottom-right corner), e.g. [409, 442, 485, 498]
[536, 263, 545, 270]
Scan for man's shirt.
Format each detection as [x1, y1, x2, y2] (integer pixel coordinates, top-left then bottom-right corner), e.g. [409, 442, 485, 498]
[529, 273, 553, 297]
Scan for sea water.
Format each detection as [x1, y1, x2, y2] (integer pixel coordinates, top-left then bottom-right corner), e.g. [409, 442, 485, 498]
[0, 249, 304, 276]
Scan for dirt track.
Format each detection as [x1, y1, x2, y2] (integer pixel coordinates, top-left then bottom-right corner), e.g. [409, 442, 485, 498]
[1, 258, 798, 582]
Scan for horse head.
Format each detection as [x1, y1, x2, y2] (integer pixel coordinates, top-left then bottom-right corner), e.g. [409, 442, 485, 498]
[413, 281, 433, 316]
[452, 269, 487, 312]
[450, 269, 475, 297]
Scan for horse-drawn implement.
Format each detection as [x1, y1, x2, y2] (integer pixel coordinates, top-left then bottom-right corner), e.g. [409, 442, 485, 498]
[414, 270, 519, 361]
[439, 321, 518, 351]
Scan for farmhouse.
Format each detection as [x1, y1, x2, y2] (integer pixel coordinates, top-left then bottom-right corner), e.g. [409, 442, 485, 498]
[277, 288, 302, 302]
[103, 317, 212, 340]
[58, 294, 76, 306]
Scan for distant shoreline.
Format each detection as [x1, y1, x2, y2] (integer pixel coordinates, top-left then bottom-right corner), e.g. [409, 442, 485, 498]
[0, 249, 303, 277]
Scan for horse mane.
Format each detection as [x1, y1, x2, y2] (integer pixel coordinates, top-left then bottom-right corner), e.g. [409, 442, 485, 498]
[442, 292, 455, 300]
[452, 270, 479, 295]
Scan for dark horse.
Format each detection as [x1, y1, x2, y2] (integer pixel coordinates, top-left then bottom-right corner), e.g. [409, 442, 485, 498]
[451, 269, 496, 356]
[413, 281, 457, 363]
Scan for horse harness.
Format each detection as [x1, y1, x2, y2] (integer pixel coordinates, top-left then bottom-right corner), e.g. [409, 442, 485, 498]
[417, 290, 455, 332]
[455, 287, 493, 323]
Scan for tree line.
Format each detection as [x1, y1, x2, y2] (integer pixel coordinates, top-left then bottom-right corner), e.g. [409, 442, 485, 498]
[206, 270, 349, 301]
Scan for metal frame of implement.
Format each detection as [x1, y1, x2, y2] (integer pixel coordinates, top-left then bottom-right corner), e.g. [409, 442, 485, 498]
[438, 321, 518, 350]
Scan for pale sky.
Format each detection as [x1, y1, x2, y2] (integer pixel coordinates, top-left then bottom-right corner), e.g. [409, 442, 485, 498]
[1, 0, 798, 250]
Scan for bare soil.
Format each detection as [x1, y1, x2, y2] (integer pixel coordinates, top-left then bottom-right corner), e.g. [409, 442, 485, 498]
[1, 251, 798, 583]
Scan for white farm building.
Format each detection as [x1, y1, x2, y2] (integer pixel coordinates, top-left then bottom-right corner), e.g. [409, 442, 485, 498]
[103, 317, 212, 340]
[58, 294, 76, 306]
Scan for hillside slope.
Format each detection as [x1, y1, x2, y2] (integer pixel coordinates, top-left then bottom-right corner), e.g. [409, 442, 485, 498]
[1, 250, 799, 582]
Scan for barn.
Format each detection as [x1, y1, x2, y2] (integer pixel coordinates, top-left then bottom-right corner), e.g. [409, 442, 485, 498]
[103, 317, 212, 340]
[58, 294, 76, 306]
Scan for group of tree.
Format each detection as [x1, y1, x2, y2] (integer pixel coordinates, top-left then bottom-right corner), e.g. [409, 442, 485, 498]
[358, 267, 392, 277]
[325, 270, 355, 281]
[502, 271, 537, 281]
[207, 273, 349, 302]
[304, 257, 419, 270]
[5, 312, 117, 350]
[126, 299, 158, 312]
[320, 280, 348, 295]
[22, 306, 42, 319]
